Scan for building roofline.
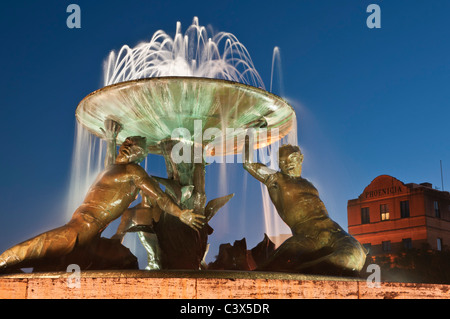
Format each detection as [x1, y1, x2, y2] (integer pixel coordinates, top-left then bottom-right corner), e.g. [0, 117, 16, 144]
[348, 175, 450, 202]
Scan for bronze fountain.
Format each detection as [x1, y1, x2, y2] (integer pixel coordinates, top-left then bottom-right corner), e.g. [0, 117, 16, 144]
[0, 19, 366, 278]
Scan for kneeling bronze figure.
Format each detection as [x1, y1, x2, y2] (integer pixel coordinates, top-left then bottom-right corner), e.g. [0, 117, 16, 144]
[244, 143, 367, 276]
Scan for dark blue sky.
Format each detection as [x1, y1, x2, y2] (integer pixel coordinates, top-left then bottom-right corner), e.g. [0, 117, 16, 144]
[1, 1, 449, 267]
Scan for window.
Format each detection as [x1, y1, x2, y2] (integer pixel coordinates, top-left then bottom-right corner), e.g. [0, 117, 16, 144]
[400, 200, 410, 218]
[382, 241, 391, 252]
[402, 238, 412, 250]
[363, 243, 372, 254]
[437, 238, 443, 251]
[361, 207, 370, 224]
[434, 201, 440, 218]
[380, 204, 389, 221]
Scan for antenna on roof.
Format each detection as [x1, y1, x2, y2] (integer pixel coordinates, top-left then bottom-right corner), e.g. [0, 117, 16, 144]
[440, 160, 444, 191]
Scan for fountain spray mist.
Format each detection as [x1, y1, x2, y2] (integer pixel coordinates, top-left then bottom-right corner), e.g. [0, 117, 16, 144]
[66, 122, 106, 217]
[258, 47, 297, 245]
[257, 114, 298, 245]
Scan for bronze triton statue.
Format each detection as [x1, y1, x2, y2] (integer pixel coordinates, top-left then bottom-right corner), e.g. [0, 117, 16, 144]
[0, 134, 205, 272]
[243, 141, 367, 276]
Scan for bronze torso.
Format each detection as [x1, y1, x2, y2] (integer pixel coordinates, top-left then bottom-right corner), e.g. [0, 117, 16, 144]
[266, 173, 332, 234]
[74, 163, 143, 228]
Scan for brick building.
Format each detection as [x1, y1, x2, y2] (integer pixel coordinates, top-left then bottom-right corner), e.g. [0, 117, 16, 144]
[347, 175, 450, 256]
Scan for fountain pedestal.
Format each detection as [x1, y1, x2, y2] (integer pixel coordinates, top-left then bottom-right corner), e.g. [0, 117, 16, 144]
[1, 270, 449, 299]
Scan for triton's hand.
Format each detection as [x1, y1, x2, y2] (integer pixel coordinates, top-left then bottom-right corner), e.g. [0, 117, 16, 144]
[101, 118, 122, 140]
[179, 209, 206, 231]
[243, 133, 254, 164]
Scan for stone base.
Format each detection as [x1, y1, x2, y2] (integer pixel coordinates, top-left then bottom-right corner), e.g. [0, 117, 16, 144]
[0, 270, 449, 299]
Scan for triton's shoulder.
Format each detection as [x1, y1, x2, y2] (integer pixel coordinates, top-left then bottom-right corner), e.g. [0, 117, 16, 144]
[298, 176, 319, 193]
[265, 171, 282, 185]
[125, 163, 146, 175]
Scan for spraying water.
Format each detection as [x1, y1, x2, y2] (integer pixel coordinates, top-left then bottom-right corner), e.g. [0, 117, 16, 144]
[256, 47, 297, 245]
[270, 46, 284, 95]
[66, 122, 105, 216]
[259, 113, 298, 245]
[103, 17, 265, 89]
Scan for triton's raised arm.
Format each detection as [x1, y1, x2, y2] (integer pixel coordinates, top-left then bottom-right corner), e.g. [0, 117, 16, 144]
[102, 118, 123, 168]
[242, 135, 276, 185]
[243, 162, 277, 185]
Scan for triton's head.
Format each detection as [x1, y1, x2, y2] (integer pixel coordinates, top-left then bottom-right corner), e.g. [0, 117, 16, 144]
[116, 136, 148, 164]
[278, 144, 303, 177]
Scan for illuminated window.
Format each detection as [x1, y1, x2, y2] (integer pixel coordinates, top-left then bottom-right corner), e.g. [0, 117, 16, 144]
[437, 238, 443, 251]
[380, 204, 389, 221]
[400, 200, 410, 218]
[361, 207, 370, 224]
